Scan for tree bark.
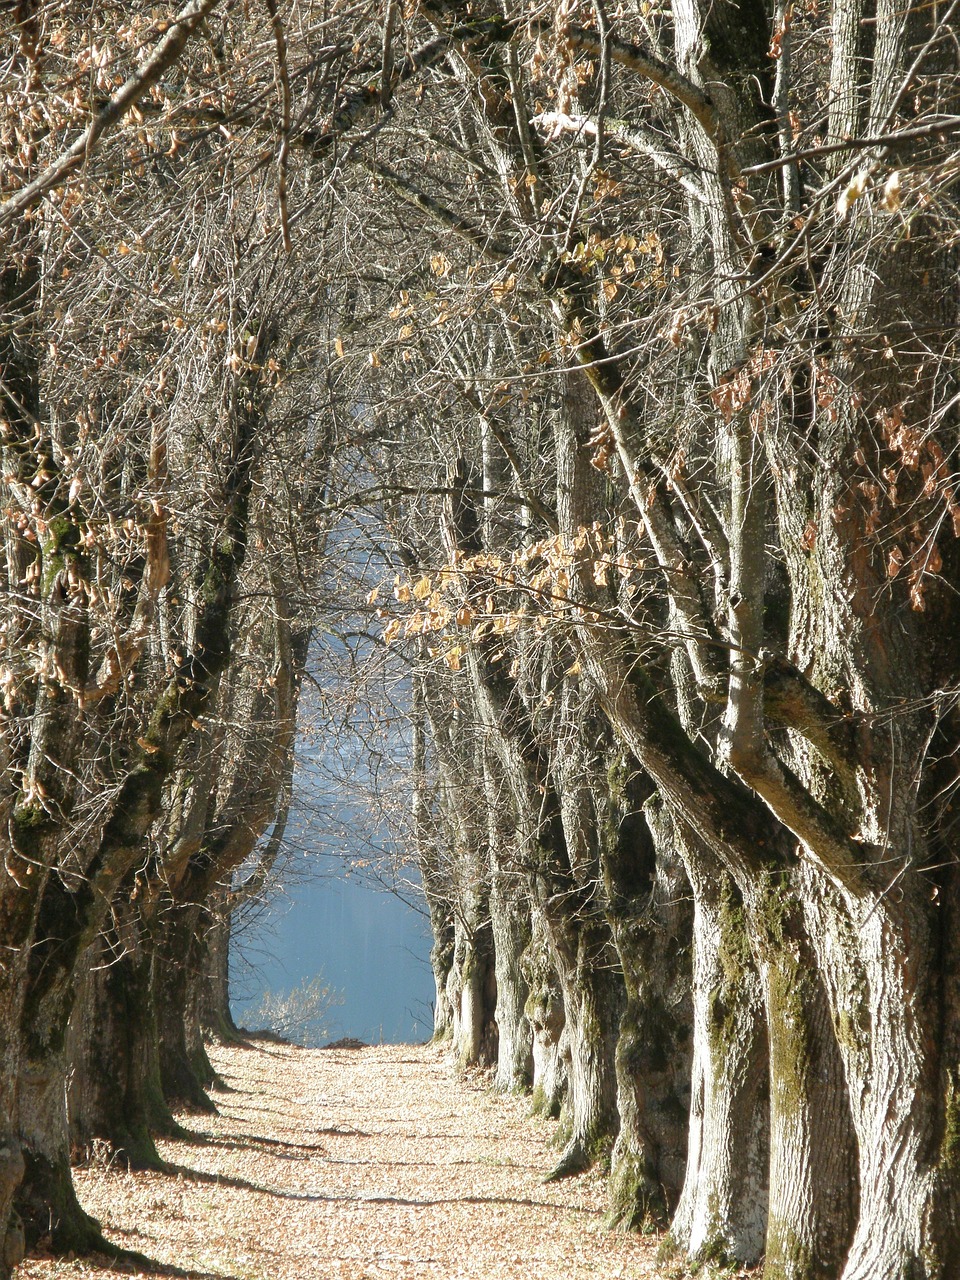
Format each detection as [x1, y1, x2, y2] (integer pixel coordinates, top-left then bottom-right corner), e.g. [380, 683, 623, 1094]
[667, 832, 769, 1267]
[199, 896, 244, 1045]
[154, 900, 218, 1111]
[804, 872, 960, 1280]
[521, 909, 568, 1117]
[486, 751, 532, 1092]
[605, 786, 693, 1229]
[67, 912, 175, 1170]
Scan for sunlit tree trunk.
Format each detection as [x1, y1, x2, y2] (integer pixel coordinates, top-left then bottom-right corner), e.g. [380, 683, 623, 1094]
[521, 909, 567, 1117]
[485, 754, 532, 1092]
[668, 843, 769, 1265]
[604, 786, 692, 1229]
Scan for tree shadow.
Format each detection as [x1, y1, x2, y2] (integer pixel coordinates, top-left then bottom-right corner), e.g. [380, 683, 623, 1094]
[173, 1129, 332, 1155]
[38, 1245, 246, 1280]
[157, 1160, 586, 1213]
[158, 1162, 290, 1197]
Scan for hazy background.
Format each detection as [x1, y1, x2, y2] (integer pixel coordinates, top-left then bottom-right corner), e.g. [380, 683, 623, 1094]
[229, 657, 437, 1047]
[230, 861, 435, 1045]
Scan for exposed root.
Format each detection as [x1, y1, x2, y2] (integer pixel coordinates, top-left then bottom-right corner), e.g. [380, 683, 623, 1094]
[543, 1138, 591, 1183]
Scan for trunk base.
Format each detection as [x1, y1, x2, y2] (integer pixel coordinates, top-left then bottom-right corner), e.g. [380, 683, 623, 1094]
[72, 1128, 167, 1175]
[161, 1049, 217, 1113]
[544, 1134, 610, 1183]
[606, 1138, 667, 1231]
[2, 1212, 25, 1278]
[16, 1150, 151, 1269]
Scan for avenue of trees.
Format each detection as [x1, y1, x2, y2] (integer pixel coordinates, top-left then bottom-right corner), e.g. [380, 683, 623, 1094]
[2, 2, 959, 1278]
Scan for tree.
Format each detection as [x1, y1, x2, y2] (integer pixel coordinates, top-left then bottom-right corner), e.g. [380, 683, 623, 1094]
[1, 0, 341, 1259]
[312, 0, 960, 1274]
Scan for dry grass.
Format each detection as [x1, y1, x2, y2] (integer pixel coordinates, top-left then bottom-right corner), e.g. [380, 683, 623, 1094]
[13, 1041, 664, 1279]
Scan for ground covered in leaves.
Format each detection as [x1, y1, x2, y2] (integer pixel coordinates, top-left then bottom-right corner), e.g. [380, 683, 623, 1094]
[14, 1041, 666, 1279]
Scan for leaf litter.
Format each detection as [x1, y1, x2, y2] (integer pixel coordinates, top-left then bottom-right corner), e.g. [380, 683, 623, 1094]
[14, 1042, 664, 1279]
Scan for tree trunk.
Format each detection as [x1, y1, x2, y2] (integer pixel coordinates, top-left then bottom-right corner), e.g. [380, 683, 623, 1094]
[67, 917, 174, 1171]
[544, 921, 623, 1181]
[199, 898, 243, 1044]
[805, 871, 960, 1280]
[667, 837, 769, 1268]
[522, 909, 567, 1117]
[429, 925, 456, 1042]
[0, 964, 27, 1278]
[410, 675, 455, 1041]
[14, 874, 122, 1255]
[485, 754, 532, 1093]
[605, 787, 693, 1229]
[154, 901, 217, 1111]
[183, 915, 222, 1092]
[15, 1046, 103, 1254]
[446, 909, 497, 1069]
[540, 698, 623, 1180]
[489, 868, 532, 1092]
[745, 877, 857, 1280]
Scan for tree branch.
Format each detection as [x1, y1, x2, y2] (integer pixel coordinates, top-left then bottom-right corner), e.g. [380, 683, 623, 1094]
[361, 160, 512, 260]
[0, 0, 222, 232]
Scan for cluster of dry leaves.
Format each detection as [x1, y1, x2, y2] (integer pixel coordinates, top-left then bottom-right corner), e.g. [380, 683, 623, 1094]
[13, 1042, 667, 1279]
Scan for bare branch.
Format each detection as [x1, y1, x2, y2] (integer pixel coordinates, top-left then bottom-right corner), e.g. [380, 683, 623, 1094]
[0, 0, 223, 232]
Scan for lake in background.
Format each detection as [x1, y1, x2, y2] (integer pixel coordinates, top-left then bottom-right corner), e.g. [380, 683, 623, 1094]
[229, 631, 436, 1046]
[230, 863, 435, 1045]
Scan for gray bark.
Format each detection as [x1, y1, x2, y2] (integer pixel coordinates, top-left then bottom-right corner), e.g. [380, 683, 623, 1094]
[522, 909, 568, 1117]
[485, 754, 532, 1092]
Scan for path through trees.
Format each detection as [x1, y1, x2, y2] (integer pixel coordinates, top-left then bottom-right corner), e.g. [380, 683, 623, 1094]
[13, 1042, 668, 1280]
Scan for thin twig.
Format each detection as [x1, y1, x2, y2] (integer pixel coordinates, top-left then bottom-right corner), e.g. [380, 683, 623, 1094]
[0, 0, 222, 232]
[264, 0, 293, 253]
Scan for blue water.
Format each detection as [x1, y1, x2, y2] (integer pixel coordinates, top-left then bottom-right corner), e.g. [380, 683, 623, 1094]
[230, 863, 435, 1045]
[229, 631, 435, 1046]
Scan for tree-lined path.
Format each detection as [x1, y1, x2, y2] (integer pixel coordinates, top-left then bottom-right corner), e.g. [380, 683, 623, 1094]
[14, 1044, 664, 1280]
[5, 3, 959, 1275]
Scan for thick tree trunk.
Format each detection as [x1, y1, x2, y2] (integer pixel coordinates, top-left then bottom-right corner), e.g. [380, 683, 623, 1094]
[668, 843, 769, 1268]
[446, 910, 497, 1069]
[605, 789, 693, 1229]
[805, 871, 960, 1280]
[15, 1046, 103, 1254]
[199, 900, 243, 1044]
[14, 874, 123, 1255]
[183, 921, 222, 1092]
[522, 910, 567, 1117]
[545, 924, 622, 1181]
[0, 966, 27, 1278]
[531, 680, 624, 1180]
[489, 867, 532, 1092]
[484, 751, 531, 1091]
[67, 919, 174, 1170]
[154, 901, 217, 1111]
[745, 879, 857, 1279]
[429, 925, 455, 1041]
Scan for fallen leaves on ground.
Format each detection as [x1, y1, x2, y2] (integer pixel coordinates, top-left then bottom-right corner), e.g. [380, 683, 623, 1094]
[13, 1042, 666, 1279]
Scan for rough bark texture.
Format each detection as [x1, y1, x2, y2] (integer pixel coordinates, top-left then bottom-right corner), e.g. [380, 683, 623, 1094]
[522, 910, 568, 1118]
[487, 773, 533, 1092]
[604, 787, 692, 1229]
[67, 913, 173, 1170]
[154, 901, 218, 1111]
[668, 838, 769, 1267]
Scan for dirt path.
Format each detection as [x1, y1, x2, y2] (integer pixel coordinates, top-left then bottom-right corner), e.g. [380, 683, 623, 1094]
[13, 1042, 663, 1280]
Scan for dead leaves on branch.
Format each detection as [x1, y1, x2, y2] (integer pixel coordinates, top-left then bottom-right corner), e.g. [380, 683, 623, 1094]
[376, 525, 646, 667]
